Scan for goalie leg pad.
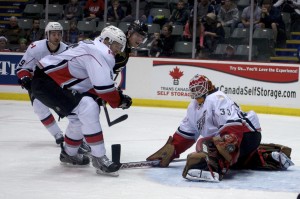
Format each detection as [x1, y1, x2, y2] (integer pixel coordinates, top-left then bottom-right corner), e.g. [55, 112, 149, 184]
[186, 169, 220, 182]
[146, 136, 176, 167]
[239, 143, 294, 170]
[182, 152, 207, 178]
[271, 151, 294, 170]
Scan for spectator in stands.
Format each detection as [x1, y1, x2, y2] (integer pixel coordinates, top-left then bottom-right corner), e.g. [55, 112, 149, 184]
[160, 24, 177, 57]
[64, 20, 80, 44]
[201, 13, 225, 53]
[168, 0, 190, 26]
[121, 0, 147, 23]
[0, 16, 21, 45]
[182, 18, 193, 41]
[15, 38, 28, 52]
[222, 44, 236, 60]
[64, 0, 83, 21]
[34, 0, 68, 4]
[189, 0, 215, 48]
[217, 0, 239, 33]
[147, 32, 163, 57]
[259, 0, 286, 46]
[25, 19, 44, 44]
[237, 0, 261, 29]
[107, 0, 125, 22]
[83, 0, 104, 21]
[211, 0, 223, 15]
[274, 0, 300, 31]
[193, 0, 215, 21]
[0, 36, 11, 52]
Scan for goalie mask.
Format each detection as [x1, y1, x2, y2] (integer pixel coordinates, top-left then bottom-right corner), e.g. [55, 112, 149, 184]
[189, 75, 214, 99]
[98, 25, 126, 52]
[45, 22, 63, 40]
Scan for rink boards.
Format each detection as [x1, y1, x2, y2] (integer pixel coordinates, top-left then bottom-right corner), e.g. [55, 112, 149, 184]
[0, 52, 299, 116]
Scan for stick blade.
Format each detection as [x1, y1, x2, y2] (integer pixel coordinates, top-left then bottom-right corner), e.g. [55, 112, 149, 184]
[109, 114, 128, 126]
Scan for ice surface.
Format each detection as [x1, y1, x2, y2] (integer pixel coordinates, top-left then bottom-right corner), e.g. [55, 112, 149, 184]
[0, 100, 299, 199]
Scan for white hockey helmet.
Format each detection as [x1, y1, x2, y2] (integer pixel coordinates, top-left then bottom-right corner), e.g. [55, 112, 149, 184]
[98, 25, 126, 51]
[45, 22, 63, 40]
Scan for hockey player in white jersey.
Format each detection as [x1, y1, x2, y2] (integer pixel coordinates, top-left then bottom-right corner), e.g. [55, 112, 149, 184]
[31, 26, 130, 176]
[16, 22, 67, 144]
[147, 74, 294, 182]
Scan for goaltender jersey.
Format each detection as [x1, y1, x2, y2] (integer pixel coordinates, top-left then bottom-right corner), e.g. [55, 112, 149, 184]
[177, 90, 261, 140]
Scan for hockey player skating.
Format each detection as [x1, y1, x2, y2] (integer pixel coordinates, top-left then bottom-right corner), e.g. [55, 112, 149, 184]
[31, 26, 131, 176]
[147, 74, 294, 182]
[113, 20, 148, 75]
[16, 22, 68, 144]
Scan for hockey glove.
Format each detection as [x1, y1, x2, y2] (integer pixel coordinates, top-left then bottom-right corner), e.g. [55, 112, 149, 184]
[113, 66, 125, 74]
[146, 136, 177, 167]
[18, 76, 32, 90]
[118, 91, 132, 109]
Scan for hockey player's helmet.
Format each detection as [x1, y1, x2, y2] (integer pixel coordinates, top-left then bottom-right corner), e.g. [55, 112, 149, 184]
[45, 22, 63, 40]
[127, 20, 148, 42]
[189, 75, 213, 99]
[99, 25, 127, 51]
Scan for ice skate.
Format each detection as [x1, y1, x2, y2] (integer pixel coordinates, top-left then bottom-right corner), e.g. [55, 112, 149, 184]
[92, 155, 120, 177]
[60, 144, 90, 166]
[271, 151, 294, 170]
[78, 141, 91, 155]
[54, 133, 64, 145]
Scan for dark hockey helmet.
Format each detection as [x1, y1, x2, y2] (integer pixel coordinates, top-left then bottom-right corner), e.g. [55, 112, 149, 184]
[127, 20, 148, 38]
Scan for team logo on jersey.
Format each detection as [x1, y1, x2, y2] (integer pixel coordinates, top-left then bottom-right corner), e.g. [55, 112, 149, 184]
[197, 110, 206, 131]
[169, 66, 183, 85]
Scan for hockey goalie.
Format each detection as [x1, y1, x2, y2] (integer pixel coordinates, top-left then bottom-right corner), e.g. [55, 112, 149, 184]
[147, 74, 294, 182]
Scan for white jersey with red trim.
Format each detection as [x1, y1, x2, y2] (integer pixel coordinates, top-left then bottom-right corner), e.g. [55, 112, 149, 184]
[176, 90, 261, 141]
[16, 39, 68, 79]
[38, 39, 118, 106]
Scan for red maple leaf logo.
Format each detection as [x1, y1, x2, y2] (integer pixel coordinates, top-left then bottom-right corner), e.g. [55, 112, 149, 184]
[169, 66, 184, 79]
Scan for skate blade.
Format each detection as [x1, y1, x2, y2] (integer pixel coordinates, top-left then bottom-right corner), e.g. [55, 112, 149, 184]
[60, 162, 90, 167]
[96, 169, 119, 177]
[185, 169, 220, 182]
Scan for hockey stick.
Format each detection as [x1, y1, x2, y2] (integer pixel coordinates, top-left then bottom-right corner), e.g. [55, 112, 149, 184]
[102, 100, 128, 127]
[119, 159, 186, 169]
[101, 71, 128, 127]
[111, 144, 186, 169]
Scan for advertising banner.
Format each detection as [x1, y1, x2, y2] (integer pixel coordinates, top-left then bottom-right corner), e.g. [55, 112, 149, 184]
[0, 53, 22, 85]
[150, 60, 299, 108]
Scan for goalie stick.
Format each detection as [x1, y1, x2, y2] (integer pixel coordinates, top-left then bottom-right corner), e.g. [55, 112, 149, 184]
[111, 144, 186, 169]
[119, 159, 186, 169]
[102, 100, 128, 127]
